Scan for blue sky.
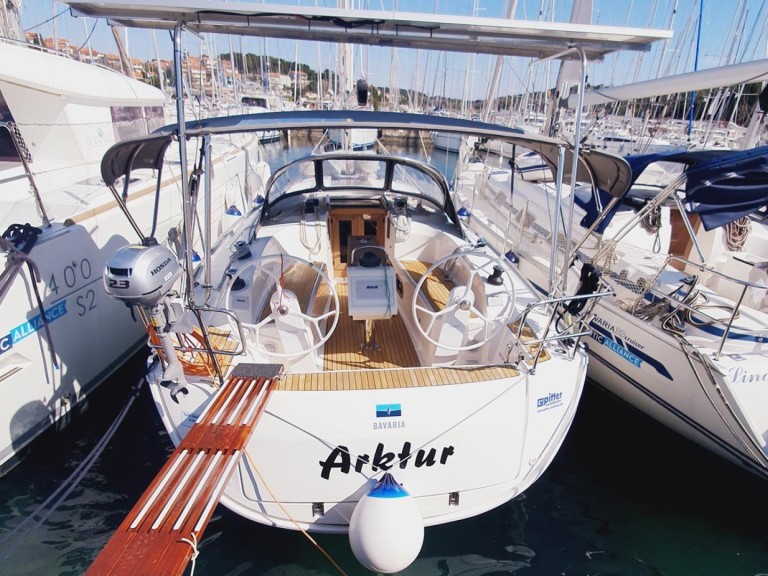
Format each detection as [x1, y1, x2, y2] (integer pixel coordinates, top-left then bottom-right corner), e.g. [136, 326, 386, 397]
[20, 1, 768, 100]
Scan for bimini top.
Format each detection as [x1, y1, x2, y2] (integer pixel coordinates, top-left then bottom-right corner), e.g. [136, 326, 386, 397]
[67, 0, 670, 61]
[100, 110, 633, 197]
[627, 147, 768, 231]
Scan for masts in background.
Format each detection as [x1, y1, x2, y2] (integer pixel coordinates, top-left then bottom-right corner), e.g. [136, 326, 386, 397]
[544, 0, 591, 137]
[482, 0, 517, 123]
[0, 0, 24, 41]
[111, 25, 135, 79]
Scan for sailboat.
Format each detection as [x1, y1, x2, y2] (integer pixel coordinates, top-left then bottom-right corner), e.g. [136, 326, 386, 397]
[64, 1, 669, 574]
[0, 10, 262, 473]
[453, 40, 768, 480]
[457, 144, 768, 481]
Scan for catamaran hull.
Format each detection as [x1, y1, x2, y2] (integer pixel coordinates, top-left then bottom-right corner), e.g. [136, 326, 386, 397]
[0, 149, 258, 474]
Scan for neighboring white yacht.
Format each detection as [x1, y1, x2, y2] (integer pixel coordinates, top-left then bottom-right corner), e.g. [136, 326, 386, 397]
[0, 36, 263, 473]
[454, 143, 768, 481]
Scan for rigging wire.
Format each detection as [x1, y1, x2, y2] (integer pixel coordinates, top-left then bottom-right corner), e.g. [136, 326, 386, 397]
[23, 8, 69, 32]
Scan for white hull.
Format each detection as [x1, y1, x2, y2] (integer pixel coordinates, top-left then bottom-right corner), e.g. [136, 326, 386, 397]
[107, 147, 595, 543]
[431, 131, 463, 152]
[0, 40, 260, 472]
[328, 127, 377, 150]
[584, 297, 768, 476]
[454, 158, 768, 479]
[151, 353, 586, 531]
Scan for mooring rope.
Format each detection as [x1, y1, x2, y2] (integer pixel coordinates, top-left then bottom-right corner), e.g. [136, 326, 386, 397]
[244, 450, 350, 576]
[180, 532, 200, 576]
[0, 378, 145, 561]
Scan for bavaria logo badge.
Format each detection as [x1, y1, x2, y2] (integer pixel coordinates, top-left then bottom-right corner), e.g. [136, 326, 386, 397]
[376, 403, 402, 418]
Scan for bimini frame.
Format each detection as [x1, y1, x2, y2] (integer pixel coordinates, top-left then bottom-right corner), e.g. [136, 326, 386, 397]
[69, 0, 670, 297]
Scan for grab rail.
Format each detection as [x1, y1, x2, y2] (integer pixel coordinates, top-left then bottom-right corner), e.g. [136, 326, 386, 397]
[513, 287, 613, 369]
[643, 255, 768, 360]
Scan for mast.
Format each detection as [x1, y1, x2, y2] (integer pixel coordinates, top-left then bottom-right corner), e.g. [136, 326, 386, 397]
[686, 0, 704, 139]
[482, 0, 518, 122]
[111, 25, 136, 79]
[152, 30, 165, 93]
[0, 0, 24, 42]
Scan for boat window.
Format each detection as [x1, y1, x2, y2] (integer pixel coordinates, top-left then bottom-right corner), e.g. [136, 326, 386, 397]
[0, 90, 21, 163]
[242, 96, 268, 108]
[268, 160, 317, 204]
[391, 163, 444, 207]
[111, 105, 165, 142]
[322, 158, 385, 188]
[144, 106, 165, 133]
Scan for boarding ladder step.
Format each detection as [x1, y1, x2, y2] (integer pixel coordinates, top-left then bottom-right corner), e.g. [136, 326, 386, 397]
[86, 363, 283, 576]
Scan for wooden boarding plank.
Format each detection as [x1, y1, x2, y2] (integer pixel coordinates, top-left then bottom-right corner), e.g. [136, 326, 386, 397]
[87, 364, 282, 576]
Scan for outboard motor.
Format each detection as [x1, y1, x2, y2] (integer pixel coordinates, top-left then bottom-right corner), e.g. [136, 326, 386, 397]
[104, 243, 188, 394]
[104, 243, 182, 306]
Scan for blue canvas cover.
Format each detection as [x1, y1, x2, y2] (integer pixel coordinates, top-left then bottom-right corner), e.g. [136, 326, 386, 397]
[578, 147, 768, 233]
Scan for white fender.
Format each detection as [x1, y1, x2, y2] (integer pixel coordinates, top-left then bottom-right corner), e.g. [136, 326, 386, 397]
[348, 472, 424, 573]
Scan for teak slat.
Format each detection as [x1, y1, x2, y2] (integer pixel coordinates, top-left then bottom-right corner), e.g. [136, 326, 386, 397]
[280, 365, 518, 391]
[323, 283, 420, 371]
[87, 364, 282, 576]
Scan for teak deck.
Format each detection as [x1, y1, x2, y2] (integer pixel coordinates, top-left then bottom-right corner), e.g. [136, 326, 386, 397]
[323, 282, 420, 371]
[280, 364, 519, 391]
[86, 364, 281, 576]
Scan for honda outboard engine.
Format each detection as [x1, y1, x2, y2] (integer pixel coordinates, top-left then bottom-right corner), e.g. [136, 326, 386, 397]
[104, 243, 182, 306]
[104, 242, 188, 395]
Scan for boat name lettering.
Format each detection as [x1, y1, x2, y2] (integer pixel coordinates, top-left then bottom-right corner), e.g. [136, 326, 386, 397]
[601, 337, 642, 367]
[590, 317, 644, 350]
[373, 420, 405, 430]
[150, 258, 173, 277]
[0, 300, 68, 357]
[537, 392, 562, 410]
[729, 366, 768, 384]
[319, 441, 455, 479]
[47, 258, 92, 298]
[0, 334, 11, 354]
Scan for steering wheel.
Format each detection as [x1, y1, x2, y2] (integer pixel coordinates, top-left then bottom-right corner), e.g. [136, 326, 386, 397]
[232, 254, 339, 358]
[411, 251, 516, 351]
